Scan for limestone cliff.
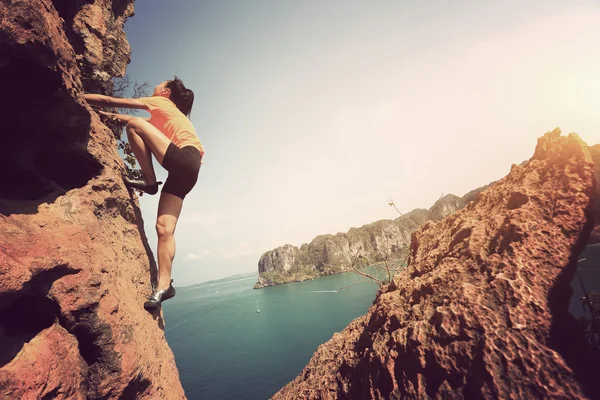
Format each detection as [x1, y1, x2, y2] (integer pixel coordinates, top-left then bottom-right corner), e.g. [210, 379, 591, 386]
[273, 130, 599, 399]
[255, 210, 426, 288]
[0, 1, 185, 398]
[255, 187, 489, 289]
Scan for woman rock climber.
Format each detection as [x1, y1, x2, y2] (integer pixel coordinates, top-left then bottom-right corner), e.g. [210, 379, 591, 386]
[84, 77, 204, 310]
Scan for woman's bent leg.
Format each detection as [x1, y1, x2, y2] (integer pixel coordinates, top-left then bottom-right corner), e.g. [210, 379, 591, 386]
[156, 191, 183, 290]
[126, 124, 157, 184]
[126, 118, 172, 165]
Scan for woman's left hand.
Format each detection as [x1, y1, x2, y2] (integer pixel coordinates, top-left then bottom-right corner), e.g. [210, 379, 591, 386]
[98, 110, 124, 124]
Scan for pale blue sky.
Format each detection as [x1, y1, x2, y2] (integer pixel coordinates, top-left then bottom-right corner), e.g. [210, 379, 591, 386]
[123, 0, 600, 285]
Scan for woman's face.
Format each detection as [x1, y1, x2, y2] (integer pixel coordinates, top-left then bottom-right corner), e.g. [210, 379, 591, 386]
[153, 81, 171, 98]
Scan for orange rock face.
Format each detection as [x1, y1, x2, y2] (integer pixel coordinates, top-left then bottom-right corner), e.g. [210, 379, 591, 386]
[0, 1, 185, 398]
[588, 144, 600, 244]
[274, 130, 599, 399]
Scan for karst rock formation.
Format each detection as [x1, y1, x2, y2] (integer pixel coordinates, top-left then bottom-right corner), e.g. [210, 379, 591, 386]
[0, 0, 185, 398]
[274, 130, 600, 399]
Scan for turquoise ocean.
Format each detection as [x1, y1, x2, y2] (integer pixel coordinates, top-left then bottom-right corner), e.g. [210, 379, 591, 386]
[163, 244, 600, 400]
[163, 272, 380, 399]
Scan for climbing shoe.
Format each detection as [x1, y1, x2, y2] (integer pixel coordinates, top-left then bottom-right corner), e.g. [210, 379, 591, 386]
[144, 280, 176, 309]
[123, 177, 161, 195]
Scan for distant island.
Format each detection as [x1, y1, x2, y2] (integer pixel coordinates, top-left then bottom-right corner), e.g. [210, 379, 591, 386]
[254, 184, 492, 289]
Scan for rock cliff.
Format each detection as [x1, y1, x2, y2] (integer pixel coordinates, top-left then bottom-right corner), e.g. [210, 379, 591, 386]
[273, 130, 599, 399]
[0, 1, 185, 398]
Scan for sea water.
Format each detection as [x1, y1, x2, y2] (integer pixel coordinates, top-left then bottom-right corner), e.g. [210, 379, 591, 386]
[163, 244, 600, 400]
[162, 272, 380, 400]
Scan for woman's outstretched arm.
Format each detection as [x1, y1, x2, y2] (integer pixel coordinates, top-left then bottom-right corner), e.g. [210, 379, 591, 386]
[98, 110, 149, 124]
[83, 93, 148, 109]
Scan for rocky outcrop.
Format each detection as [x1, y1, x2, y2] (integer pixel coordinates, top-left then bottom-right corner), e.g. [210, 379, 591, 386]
[56, 0, 135, 93]
[273, 130, 599, 399]
[0, 1, 185, 399]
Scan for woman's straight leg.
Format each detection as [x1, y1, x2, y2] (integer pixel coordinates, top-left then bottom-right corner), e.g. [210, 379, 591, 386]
[155, 191, 183, 290]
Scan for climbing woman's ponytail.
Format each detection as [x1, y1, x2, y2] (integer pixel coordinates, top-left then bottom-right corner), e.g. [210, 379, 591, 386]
[166, 76, 194, 118]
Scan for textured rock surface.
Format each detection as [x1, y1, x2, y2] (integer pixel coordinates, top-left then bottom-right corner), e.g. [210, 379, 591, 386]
[58, 0, 135, 92]
[0, 1, 185, 398]
[273, 130, 599, 399]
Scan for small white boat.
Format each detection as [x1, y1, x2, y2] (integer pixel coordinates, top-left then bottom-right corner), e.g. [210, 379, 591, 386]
[256, 300, 260, 313]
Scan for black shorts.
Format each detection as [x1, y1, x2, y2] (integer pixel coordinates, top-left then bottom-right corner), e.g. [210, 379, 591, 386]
[162, 143, 202, 200]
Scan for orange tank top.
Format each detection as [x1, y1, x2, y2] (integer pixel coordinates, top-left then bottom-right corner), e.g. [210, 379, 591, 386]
[138, 96, 204, 160]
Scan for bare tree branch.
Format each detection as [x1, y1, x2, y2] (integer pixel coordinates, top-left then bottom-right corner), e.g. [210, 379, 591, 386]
[387, 197, 420, 229]
[349, 264, 384, 285]
[132, 81, 151, 99]
[321, 257, 385, 287]
[112, 75, 130, 97]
